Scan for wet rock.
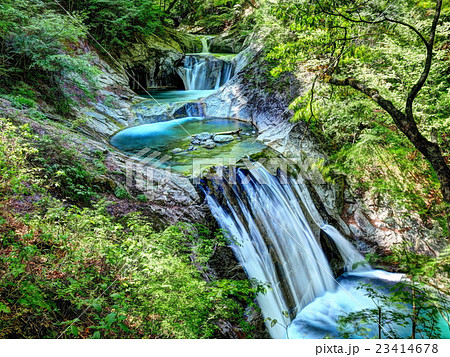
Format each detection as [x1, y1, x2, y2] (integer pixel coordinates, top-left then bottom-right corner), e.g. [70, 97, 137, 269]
[117, 29, 201, 90]
[196, 132, 212, 141]
[354, 209, 377, 236]
[188, 146, 197, 151]
[171, 148, 184, 154]
[213, 134, 234, 143]
[202, 140, 216, 149]
[190, 138, 201, 145]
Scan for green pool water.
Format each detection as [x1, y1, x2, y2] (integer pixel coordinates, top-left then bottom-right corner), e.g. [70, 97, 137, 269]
[110, 117, 266, 175]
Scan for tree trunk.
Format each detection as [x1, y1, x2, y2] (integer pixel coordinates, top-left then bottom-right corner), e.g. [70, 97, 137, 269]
[395, 112, 450, 203]
[328, 77, 450, 202]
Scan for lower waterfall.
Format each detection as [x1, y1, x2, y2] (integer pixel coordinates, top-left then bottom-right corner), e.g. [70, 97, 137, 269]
[202, 165, 367, 338]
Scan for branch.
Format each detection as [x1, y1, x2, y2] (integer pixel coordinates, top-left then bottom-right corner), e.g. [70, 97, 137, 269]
[384, 17, 428, 47]
[405, 0, 442, 119]
[327, 77, 405, 121]
[314, 0, 386, 25]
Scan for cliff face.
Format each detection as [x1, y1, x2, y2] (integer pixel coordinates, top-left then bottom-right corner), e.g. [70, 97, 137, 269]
[115, 29, 202, 91]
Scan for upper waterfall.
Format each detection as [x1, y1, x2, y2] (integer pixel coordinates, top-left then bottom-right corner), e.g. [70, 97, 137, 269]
[176, 55, 235, 90]
[176, 35, 235, 90]
[200, 35, 214, 54]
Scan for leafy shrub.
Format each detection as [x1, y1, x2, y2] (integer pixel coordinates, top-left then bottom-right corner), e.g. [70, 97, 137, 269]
[0, 0, 100, 114]
[0, 201, 264, 338]
[31, 135, 102, 204]
[0, 118, 39, 197]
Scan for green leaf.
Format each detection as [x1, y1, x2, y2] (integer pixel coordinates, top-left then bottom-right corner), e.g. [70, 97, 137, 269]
[118, 322, 130, 332]
[92, 331, 101, 339]
[271, 319, 278, 328]
[70, 325, 78, 337]
[105, 312, 116, 324]
[0, 302, 10, 313]
[92, 301, 102, 312]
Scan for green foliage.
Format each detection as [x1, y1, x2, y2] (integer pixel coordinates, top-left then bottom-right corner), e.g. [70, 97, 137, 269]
[0, 119, 264, 338]
[162, 0, 255, 33]
[30, 135, 104, 204]
[55, 0, 165, 49]
[0, 201, 264, 338]
[260, 0, 450, 221]
[0, 0, 100, 113]
[114, 187, 130, 199]
[0, 118, 39, 197]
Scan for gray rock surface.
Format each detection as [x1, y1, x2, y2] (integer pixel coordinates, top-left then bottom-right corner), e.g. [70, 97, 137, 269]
[202, 139, 216, 149]
[117, 30, 201, 90]
[213, 134, 234, 143]
[196, 132, 212, 141]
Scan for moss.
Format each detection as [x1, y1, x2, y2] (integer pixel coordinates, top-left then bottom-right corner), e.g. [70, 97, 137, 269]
[142, 27, 202, 53]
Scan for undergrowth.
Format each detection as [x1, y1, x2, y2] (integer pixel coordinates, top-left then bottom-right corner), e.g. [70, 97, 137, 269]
[0, 117, 265, 338]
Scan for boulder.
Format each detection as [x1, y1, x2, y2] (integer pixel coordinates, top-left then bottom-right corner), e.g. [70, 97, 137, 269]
[202, 140, 216, 149]
[196, 132, 212, 141]
[213, 134, 234, 143]
[171, 148, 184, 154]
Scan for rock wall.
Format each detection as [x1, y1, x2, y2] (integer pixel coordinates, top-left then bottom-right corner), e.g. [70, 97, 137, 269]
[117, 29, 202, 91]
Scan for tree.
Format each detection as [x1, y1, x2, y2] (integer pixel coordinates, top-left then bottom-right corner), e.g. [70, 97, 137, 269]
[266, 0, 450, 202]
[0, 0, 100, 113]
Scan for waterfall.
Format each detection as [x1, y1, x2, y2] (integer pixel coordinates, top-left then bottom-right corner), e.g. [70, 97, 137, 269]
[176, 34, 234, 91]
[176, 55, 235, 90]
[200, 35, 214, 54]
[203, 166, 348, 338]
[290, 176, 369, 272]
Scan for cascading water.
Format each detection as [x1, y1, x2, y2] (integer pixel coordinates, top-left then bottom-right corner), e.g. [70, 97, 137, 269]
[200, 35, 214, 54]
[290, 176, 368, 272]
[203, 165, 450, 338]
[202, 165, 367, 338]
[176, 56, 235, 90]
[176, 35, 235, 90]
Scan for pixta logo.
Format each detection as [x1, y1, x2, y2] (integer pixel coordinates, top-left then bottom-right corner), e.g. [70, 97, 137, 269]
[125, 148, 172, 200]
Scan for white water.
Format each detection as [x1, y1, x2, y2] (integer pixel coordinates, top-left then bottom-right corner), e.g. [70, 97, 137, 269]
[204, 167, 450, 338]
[200, 35, 215, 54]
[176, 35, 234, 90]
[290, 177, 369, 272]
[176, 56, 234, 90]
[288, 270, 406, 339]
[205, 166, 338, 338]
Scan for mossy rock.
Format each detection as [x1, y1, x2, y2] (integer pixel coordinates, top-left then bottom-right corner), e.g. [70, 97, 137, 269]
[142, 27, 202, 53]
